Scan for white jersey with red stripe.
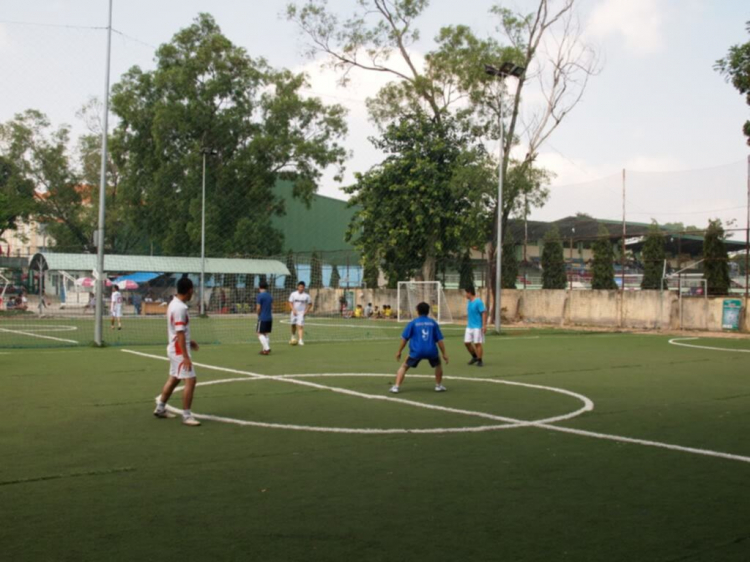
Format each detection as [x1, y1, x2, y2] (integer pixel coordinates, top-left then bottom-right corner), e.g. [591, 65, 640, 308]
[166, 298, 191, 357]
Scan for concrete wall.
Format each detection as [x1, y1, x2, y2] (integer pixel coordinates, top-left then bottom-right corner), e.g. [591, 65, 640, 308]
[343, 288, 748, 333]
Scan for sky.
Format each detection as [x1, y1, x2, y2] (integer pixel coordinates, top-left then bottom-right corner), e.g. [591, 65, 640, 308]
[1, 0, 748, 231]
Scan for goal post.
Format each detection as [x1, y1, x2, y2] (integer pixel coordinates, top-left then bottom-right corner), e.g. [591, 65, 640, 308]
[397, 281, 453, 324]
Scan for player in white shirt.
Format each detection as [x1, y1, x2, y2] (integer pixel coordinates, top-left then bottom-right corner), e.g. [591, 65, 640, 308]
[110, 285, 123, 330]
[153, 278, 201, 426]
[288, 281, 312, 346]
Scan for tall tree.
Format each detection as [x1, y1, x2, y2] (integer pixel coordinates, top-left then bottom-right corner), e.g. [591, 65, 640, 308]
[703, 219, 731, 296]
[716, 22, 750, 145]
[541, 226, 566, 289]
[0, 156, 36, 244]
[329, 264, 341, 289]
[362, 254, 380, 289]
[501, 232, 518, 289]
[288, 0, 596, 295]
[641, 222, 666, 290]
[110, 14, 348, 258]
[345, 112, 494, 282]
[591, 224, 617, 290]
[0, 110, 94, 251]
[284, 250, 298, 290]
[459, 251, 475, 291]
[310, 251, 323, 289]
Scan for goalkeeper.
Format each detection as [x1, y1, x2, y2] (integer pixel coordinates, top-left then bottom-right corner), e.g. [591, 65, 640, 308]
[390, 302, 449, 394]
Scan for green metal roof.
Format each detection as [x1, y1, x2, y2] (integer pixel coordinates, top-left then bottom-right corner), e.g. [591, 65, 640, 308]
[29, 253, 289, 276]
[272, 181, 359, 259]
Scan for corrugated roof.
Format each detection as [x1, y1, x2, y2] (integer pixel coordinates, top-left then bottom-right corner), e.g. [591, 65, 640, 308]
[29, 253, 289, 276]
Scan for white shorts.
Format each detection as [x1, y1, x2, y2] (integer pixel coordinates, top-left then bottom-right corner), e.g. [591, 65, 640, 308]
[464, 328, 485, 344]
[111, 306, 122, 318]
[168, 353, 196, 379]
[290, 312, 306, 326]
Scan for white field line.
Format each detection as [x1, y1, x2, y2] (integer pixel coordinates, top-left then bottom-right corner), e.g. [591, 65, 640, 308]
[123, 350, 750, 464]
[669, 337, 750, 353]
[0, 328, 79, 344]
[277, 319, 526, 333]
[123, 349, 590, 430]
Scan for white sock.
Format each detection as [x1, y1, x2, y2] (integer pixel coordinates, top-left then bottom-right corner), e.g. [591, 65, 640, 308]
[156, 400, 166, 411]
[263, 336, 270, 351]
[182, 409, 192, 418]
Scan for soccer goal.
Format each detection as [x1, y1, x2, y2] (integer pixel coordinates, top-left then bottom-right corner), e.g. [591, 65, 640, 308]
[397, 281, 454, 324]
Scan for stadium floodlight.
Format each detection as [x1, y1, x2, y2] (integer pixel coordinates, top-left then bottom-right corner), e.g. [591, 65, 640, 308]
[200, 147, 219, 316]
[484, 61, 525, 334]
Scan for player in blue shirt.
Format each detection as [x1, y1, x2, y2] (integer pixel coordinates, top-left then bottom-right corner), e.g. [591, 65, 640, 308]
[464, 286, 487, 367]
[390, 302, 449, 394]
[255, 281, 273, 355]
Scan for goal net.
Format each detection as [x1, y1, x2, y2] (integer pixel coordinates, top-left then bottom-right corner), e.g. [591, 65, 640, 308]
[397, 281, 454, 324]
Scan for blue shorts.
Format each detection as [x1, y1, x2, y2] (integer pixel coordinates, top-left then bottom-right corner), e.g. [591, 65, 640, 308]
[405, 355, 441, 368]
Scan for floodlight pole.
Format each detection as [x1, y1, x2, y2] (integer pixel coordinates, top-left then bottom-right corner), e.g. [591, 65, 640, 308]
[200, 150, 207, 316]
[495, 99, 504, 334]
[745, 155, 749, 301]
[94, 0, 113, 347]
[485, 62, 524, 334]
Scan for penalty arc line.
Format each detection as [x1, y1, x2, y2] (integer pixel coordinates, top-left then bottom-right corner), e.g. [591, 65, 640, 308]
[122, 350, 750, 464]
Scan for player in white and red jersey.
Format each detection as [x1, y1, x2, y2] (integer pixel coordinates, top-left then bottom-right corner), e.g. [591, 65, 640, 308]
[110, 285, 123, 330]
[153, 278, 201, 426]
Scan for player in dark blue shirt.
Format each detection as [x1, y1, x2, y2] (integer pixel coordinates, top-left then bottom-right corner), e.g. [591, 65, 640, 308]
[256, 281, 273, 355]
[390, 302, 449, 394]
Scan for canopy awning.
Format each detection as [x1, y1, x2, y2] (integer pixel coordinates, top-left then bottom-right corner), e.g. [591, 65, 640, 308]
[113, 272, 162, 284]
[29, 253, 290, 277]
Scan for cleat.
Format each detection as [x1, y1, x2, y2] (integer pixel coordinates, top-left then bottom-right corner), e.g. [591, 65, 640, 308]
[435, 384, 447, 392]
[468, 357, 479, 365]
[298, 340, 305, 346]
[389, 385, 399, 394]
[289, 338, 297, 345]
[182, 416, 201, 427]
[259, 350, 270, 355]
[154, 408, 176, 419]
[476, 360, 484, 367]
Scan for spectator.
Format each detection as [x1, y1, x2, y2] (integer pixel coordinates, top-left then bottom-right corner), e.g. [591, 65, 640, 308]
[364, 302, 373, 318]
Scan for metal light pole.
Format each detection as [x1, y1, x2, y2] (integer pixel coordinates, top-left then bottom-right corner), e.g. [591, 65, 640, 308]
[485, 62, 525, 333]
[199, 148, 217, 316]
[94, 0, 113, 346]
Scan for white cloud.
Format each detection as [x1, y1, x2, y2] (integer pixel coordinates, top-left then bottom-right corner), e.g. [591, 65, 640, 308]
[587, 0, 664, 55]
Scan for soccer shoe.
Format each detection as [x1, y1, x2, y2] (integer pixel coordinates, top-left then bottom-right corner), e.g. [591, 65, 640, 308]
[298, 340, 305, 346]
[389, 385, 399, 394]
[259, 350, 270, 355]
[435, 385, 447, 392]
[476, 360, 484, 367]
[289, 337, 297, 345]
[153, 408, 176, 419]
[182, 416, 201, 427]
[468, 357, 479, 365]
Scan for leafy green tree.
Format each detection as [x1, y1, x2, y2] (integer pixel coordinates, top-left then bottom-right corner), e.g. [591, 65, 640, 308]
[641, 222, 666, 290]
[362, 254, 379, 289]
[329, 264, 341, 289]
[0, 110, 93, 251]
[310, 251, 323, 289]
[501, 232, 518, 289]
[703, 219, 731, 296]
[284, 250, 298, 290]
[0, 156, 36, 243]
[716, 22, 750, 145]
[345, 112, 494, 283]
[459, 251, 475, 291]
[591, 224, 617, 290]
[288, 0, 595, 299]
[110, 14, 347, 257]
[541, 226, 566, 289]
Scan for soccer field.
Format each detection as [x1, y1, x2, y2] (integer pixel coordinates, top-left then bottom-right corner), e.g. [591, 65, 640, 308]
[1, 330, 749, 561]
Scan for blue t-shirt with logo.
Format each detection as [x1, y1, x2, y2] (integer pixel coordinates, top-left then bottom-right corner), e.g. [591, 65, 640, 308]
[256, 291, 273, 321]
[467, 298, 486, 329]
[401, 316, 444, 359]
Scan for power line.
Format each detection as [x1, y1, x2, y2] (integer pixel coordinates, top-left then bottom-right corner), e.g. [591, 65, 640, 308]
[0, 19, 107, 31]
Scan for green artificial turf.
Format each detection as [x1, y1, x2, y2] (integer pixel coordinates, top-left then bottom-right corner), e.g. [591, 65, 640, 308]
[1, 331, 749, 561]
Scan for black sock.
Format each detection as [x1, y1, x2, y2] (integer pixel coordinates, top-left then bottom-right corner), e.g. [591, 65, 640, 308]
[472, 353, 477, 359]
